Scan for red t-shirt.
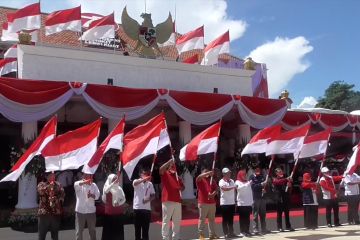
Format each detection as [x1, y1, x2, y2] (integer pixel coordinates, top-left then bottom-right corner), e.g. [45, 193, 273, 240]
[161, 171, 183, 203]
[196, 178, 217, 204]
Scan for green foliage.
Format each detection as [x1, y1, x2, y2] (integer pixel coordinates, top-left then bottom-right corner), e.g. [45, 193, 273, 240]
[316, 81, 360, 112]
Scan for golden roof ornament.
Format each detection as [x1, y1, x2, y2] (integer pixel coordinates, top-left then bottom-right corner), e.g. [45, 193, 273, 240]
[18, 32, 32, 45]
[121, 7, 173, 58]
[280, 90, 293, 108]
[244, 57, 256, 70]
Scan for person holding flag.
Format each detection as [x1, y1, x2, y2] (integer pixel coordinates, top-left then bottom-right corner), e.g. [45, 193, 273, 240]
[196, 167, 218, 240]
[160, 159, 184, 240]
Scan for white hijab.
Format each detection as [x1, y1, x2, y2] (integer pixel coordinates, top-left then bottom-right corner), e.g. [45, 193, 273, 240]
[102, 174, 126, 207]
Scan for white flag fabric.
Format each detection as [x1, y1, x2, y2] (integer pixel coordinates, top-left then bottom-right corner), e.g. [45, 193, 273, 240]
[176, 25, 204, 54]
[1, 22, 38, 42]
[0, 58, 17, 76]
[299, 128, 331, 159]
[7, 3, 41, 33]
[45, 6, 82, 36]
[201, 31, 230, 66]
[4, 45, 17, 59]
[80, 13, 115, 41]
[344, 144, 360, 175]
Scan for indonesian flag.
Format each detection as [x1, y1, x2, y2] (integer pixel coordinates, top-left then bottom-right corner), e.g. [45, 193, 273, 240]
[122, 113, 170, 178]
[0, 116, 57, 182]
[344, 144, 360, 175]
[0, 58, 17, 76]
[241, 125, 282, 156]
[42, 119, 101, 171]
[4, 45, 17, 59]
[176, 25, 204, 54]
[182, 54, 199, 64]
[201, 30, 230, 66]
[179, 122, 221, 161]
[82, 118, 125, 174]
[1, 22, 38, 42]
[45, 6, 82, 36]
[81, 13, 104, 28]
[7, 3, 41, 33]
[266, 124, 310, 156]
[299, 128, 332, 159]
[80, 13, 115, 41]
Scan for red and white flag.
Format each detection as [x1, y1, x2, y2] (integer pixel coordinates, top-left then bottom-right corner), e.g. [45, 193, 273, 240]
[201, 30, 230, 66]
[182, 54, 199, 64]
[179, 122, 221, 161]
[122, 113, 170, 178]
[83, 118, 125, 174]
[0, 116, 57, 182]
[81, 13, 104, 28]
[7, 3, 41, 33]
[176, 25, 204, 54]
[266, 124, 310, 156]
[299, 128, 332, 159]
[241, 125, 282, 156]
[1, 22, 38, 42]
[80, 13, 115, 41]
[4, 45, 17, 59]
[344, 144, 360, 175]
[0, 58, 17, 76]
[42, 119, 101, 171]
[45, 6, 82, 36]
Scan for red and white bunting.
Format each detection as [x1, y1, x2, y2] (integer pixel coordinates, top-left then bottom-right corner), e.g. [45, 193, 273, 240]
[182, 54, 199, 64]
[82, 118, 125, 174]
[299, 128, 332, 159]
[45, 6, 82, 36]
[0, 116, 57, 182]
[179, 122, 221, 161]
[4, 45, 17, 59]
[80, 13, 115, 41]
[7, 3, 41, 33]
[241, 125, 282, 156]
[176, 25, 204, 54]
[201, 30, 230, 66]
[266, 124, 310, 156]
[42, 119, 101, 171]
[0, 58, 17, 76]
[81, 13, 104, 28]
[122, 113, 169, 178]
[344, 144, 360, 175]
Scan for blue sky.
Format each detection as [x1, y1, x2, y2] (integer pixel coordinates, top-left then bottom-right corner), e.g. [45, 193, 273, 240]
[1, 0, 359, 107]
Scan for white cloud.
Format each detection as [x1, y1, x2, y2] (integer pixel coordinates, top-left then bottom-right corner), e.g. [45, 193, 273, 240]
[248, 36, 313, 97]
[297, 96, 318, 108]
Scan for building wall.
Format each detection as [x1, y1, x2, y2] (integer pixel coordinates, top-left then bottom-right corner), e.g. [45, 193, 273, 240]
[18, 45, 255, 95]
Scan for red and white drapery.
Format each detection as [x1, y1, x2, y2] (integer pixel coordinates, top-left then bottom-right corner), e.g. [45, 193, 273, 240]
[1, 77, 359, 131]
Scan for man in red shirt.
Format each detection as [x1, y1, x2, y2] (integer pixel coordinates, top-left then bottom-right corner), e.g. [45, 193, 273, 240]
[160, 159, 185, 240]
[196, 168, 218, 240]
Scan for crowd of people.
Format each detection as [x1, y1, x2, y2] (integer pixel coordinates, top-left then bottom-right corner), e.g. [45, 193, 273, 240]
[36, 159, 360, 240]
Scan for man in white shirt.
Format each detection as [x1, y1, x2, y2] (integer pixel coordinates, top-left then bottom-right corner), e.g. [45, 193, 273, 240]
[74, 173, 100, 240]
[343, 172, 360, 225]
[219, 168, 236, 238]
[133, 169, 155, 240]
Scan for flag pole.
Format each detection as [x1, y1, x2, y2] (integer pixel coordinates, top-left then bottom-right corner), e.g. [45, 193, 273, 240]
[285, 152, 301, 192]
[262, 155, 275, 196]
[118, 115, 125, 176]
[317, 129, 331, 183]
[150, 132, 161, 173]
[210, 120, 221, 186]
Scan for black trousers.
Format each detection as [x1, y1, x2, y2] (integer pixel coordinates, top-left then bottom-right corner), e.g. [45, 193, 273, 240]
[276, 195, 291, 229]
[323, 199, 339, 225]
[238, 206, 252, 234]
[253, 198, 266, 232]
[38, 215, 61, 240]
[134, 209, 151, 240]
[221, 205, 235, 236]
[101, 214, 124, 240]
[303, 205, 318, 229]
[347, 195, 360, 224]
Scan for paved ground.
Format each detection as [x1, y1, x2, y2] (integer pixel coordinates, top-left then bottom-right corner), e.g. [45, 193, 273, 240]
[0, 207, 357, 240]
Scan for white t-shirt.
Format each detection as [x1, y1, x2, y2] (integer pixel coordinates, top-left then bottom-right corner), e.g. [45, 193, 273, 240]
[344, 173, 360, 196]
[74, 181, 100, 214]
[219, 178, 235, 205]
[235, 180, 253, 206]
[133, 181, 155, 210]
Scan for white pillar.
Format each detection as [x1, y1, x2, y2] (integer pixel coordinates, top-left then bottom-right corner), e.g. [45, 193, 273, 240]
[238, 124, 251, 145]
[178, 121, 195, 199]
[16, 122, 38, 209]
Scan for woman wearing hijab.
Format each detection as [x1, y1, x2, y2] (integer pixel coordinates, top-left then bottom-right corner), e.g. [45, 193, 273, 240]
[101, 173, 126, 240]
[301, 172, 318, 229]
[235, 169, 253, 237]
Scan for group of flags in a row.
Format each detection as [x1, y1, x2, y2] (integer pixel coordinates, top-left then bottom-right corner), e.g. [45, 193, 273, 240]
[0, 113, 222, 182]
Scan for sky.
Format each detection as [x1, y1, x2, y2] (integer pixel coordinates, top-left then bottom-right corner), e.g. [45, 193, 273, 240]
[1, 0, 359, 108]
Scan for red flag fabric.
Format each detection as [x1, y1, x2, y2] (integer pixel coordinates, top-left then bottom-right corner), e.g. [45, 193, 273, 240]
[80, 13, 115, 41]
[83, 118, 125, 174]
[176, 25, 204, 54]
[0, 116, 57, 182]
[241, 125, 282, 156]
[0, 58, 17, 76]
[7, 3, 41, 33]
[42, 119, 101, 171]
[344, 144, 360, 175]
[201, 31, 230, 65]
[179, 122, 221, 161]
[182, 54, 199, 64]
[81, 13, 104, 28]
[299, 128, 332, 159]
[45, 6, 82, 36]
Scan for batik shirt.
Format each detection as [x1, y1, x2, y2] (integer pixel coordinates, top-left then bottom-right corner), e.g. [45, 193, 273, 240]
[37, 181, 65, 216]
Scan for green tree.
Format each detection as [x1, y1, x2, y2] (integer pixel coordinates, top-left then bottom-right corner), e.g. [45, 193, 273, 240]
[316, 81, 360, 112]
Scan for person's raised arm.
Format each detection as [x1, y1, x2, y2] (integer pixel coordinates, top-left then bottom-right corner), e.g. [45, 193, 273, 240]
[196, 171, 213, 182]
[159, 159, 173, 175]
